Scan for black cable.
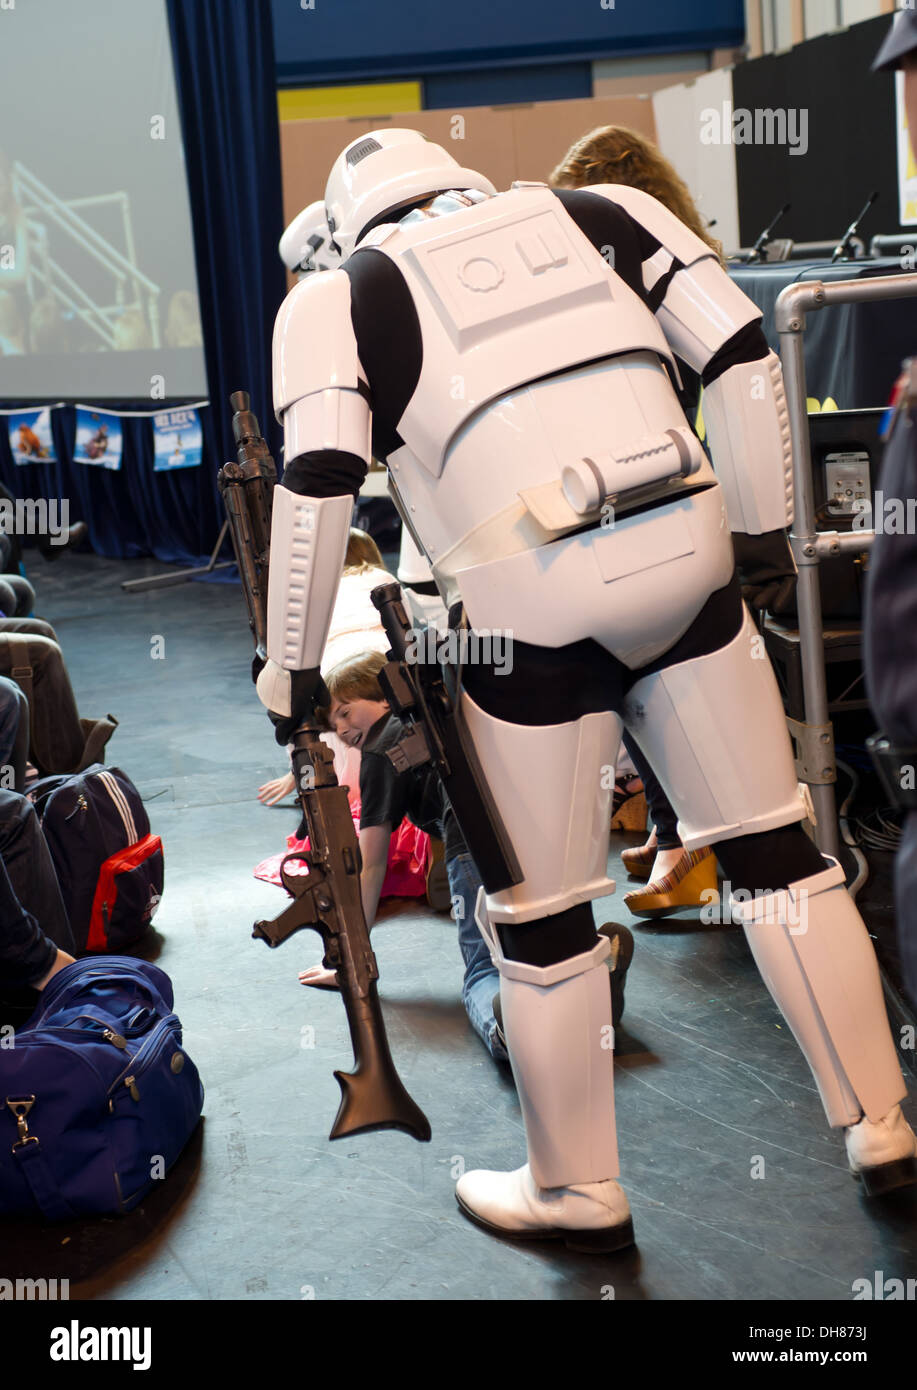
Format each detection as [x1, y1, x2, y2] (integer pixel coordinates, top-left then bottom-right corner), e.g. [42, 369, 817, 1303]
[854, 804, 903, 852]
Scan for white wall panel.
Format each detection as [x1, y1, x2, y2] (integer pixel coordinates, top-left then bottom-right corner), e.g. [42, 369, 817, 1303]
[841, 0, 883, 26]
[652, 68, 741, 256]
[804, 0, 842, 40]
[774, 0, 796, 50]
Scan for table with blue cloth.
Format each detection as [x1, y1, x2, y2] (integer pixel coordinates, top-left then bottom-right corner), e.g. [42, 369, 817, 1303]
[728, 256, 916, 409]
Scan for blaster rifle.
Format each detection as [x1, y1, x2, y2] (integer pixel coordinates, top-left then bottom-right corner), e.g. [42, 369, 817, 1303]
[218, 391, 276, 664]
[371, 582, 523, 895]
[220, 392, 431, 1143]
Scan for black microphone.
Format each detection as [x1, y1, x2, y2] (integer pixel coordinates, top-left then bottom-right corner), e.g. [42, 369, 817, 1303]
[832, 191, 879, 263]
[746, 203, 791, 263]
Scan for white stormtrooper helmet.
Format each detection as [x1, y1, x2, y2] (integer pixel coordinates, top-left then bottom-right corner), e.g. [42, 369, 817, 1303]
[324, 128, 496, 259]
[279, 199, 341, 277]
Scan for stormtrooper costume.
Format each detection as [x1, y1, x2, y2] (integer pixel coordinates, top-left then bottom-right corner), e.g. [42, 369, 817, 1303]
[259, 130, 916, 1251]
[279, 199, 340, 278]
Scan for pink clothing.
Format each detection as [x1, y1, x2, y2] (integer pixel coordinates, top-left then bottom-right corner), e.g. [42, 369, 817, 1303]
[253, 804, 430, 901]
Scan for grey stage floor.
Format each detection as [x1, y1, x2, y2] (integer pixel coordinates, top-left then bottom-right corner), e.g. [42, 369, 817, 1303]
[6, 552, 917, 1302]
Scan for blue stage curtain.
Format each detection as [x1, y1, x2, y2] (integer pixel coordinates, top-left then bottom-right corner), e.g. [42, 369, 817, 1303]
[0, 405, 225, 565]
[165, 0, 287, 470]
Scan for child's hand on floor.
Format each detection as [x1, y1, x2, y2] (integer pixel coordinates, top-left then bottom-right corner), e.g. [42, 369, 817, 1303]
[299, 963, 339, 990]
[258, 771, 296, 805]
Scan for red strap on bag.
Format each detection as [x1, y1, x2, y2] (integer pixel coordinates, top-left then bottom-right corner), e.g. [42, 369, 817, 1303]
[87, 834, 162, 951]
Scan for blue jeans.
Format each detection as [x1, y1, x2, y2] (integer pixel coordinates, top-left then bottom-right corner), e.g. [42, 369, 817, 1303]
[446, 852, 508, 1063]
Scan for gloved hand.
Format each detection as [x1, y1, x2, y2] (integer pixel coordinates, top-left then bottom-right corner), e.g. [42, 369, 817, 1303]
[732, 528, 797, 615]
[256, 660, 330, 745]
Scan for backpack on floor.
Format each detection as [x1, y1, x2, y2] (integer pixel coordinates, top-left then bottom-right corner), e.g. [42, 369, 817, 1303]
[0, 958, 203, 1221]
[30, 764, 163, 953]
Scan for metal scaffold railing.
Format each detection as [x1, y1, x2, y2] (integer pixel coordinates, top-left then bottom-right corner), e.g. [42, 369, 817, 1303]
[775, 272, 917, 858]
[12, 160, 161, 350]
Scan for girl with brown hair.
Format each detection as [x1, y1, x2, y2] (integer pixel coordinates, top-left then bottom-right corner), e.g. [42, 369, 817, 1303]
[549, 125, 725, 266]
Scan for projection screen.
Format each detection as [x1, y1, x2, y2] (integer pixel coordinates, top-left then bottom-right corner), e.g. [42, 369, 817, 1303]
[0, 0, 207, 400]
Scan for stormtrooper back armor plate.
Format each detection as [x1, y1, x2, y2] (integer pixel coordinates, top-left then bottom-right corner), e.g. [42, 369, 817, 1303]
[369, 183, 680, 473]
[363, 186, 707, 598]
[270, 179, 791, 653]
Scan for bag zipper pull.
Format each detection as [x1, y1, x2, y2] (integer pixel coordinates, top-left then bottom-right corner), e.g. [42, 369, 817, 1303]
[124, 1075, 140, 1102]
[102, 1028, 127, 1049]
[65, 792, 88, 823]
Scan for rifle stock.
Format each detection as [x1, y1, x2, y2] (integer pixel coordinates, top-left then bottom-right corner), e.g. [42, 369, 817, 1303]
[253, 726, 431, 1142]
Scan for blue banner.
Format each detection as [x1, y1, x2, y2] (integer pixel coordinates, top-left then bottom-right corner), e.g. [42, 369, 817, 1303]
[6, 407, 56, 465]
[152, 406, 203, 471]
[73, 407, 123, 470]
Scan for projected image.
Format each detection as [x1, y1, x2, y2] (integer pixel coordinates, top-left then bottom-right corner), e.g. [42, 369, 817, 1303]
[0, 0, 207, 399]
[1, 148, 204, 361]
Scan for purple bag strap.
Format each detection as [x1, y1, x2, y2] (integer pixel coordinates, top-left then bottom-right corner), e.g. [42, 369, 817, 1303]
[12, 1138, 77, 1223]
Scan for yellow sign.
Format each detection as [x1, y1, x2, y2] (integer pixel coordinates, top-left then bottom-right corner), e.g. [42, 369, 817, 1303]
[278, 82, 422, 123]
[696, 390, 838, 441]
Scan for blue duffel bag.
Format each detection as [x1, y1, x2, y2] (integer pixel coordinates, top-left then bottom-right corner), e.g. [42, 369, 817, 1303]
[0, 957, 203, 1221]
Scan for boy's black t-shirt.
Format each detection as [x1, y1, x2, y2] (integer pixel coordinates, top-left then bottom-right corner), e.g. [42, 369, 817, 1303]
[358, 713, 467, 861]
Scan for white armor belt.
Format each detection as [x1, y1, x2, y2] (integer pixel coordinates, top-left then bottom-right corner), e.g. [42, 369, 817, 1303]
[519, 424, 705, 531]
[427, 464, 718, 611]
[391, 410, 710, 595]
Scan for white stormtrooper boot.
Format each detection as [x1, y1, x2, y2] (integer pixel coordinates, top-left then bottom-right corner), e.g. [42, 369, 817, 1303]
[733, 857, 917, 1196]
[455, 924, 634, 1253]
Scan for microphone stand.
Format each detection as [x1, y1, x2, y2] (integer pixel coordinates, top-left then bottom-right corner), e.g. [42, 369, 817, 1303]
[831, 191, 879, 264]
[745, 203, 791, 264]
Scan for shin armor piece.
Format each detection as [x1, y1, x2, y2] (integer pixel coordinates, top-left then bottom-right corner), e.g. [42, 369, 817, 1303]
[734, 858, 906, 1126]
[477, 901, 619, 1187]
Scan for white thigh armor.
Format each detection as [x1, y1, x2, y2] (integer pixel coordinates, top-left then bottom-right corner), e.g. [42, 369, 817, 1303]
[624, 608, 809, 848]
[460, 690, 621, 926]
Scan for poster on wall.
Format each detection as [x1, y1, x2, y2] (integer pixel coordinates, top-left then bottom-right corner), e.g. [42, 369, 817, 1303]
[152, 405, 203, 472]
[897, 71, 917, 227]
[73, 406, 123, 471]
[6, 407, 57, 465]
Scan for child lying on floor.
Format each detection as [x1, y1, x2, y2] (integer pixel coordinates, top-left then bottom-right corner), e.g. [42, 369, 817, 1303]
[301, 649, 508, 1064]
[256, 526, 435, 901]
